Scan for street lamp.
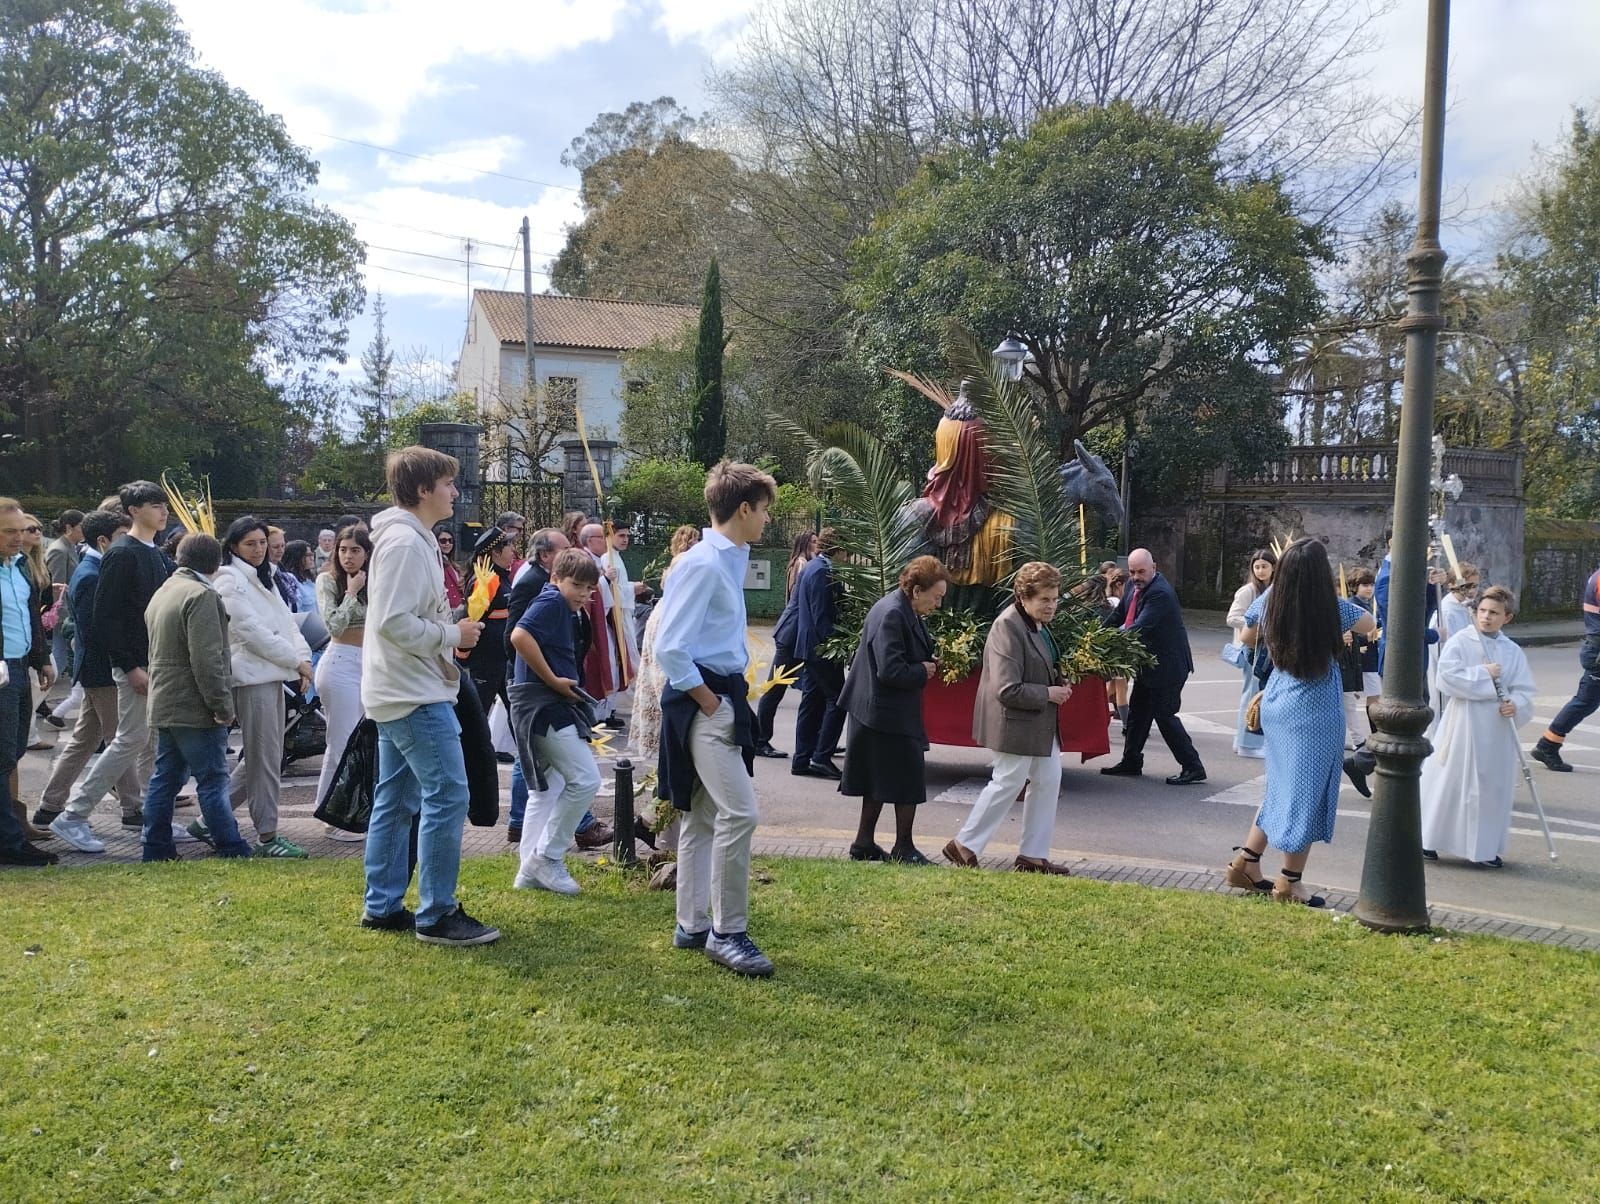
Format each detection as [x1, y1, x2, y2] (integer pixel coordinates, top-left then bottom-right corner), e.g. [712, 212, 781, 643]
[990, 336, 1028, 382]
[1353, 0, 1450, 935]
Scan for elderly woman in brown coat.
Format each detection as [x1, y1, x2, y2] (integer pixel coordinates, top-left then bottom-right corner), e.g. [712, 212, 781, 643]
[944, 561, 1074, 874]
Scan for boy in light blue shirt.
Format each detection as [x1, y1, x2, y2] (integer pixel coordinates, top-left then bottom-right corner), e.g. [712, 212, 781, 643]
[652, 462, 777, 978]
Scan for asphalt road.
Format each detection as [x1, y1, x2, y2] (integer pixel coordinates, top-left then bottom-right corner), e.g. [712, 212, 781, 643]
[747, 631, 1600, 934]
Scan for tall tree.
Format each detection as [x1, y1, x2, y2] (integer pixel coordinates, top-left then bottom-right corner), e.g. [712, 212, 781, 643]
[692, 260, 727, 467]
[0, 0, 364, 492]
[849, 103, 1325, 458]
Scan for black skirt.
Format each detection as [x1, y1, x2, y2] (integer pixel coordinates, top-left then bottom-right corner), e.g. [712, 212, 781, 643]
[838, 717, 927, 805]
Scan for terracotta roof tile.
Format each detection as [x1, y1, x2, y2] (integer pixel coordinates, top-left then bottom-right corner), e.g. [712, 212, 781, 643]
[474, 290, 697, 352]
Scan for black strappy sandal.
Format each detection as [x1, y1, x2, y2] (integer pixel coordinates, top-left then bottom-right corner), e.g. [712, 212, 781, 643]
[1224, 846, 1274, 893]
[1272, 868, 1326, 908]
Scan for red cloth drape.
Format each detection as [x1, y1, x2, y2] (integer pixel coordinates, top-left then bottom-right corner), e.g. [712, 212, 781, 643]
[922, 673, 1111, 762]
[581, 589, 613, 698]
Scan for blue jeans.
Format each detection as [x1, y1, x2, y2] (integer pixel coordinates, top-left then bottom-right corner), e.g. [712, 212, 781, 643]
[143, 726, 252, 862]
[1549, 636, 1600, 739]
[0, 658, 32, 853]
[364, 702, 468, 927]
[509, 756, 595, 834]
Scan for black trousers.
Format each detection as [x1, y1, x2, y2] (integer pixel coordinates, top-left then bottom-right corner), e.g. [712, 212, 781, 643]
[1549, 636, 1600, 738]
[756, 636, 796, 746]
[0, 657, 33, 852]
[1122, 678, 1202, 772]
[792, 659, 846, 769]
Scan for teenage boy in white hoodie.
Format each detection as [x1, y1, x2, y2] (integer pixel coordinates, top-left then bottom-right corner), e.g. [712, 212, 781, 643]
[360, 447, 499, 946]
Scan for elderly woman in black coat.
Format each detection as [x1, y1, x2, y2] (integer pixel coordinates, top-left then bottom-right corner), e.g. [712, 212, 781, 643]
[837, 555, 949, 864]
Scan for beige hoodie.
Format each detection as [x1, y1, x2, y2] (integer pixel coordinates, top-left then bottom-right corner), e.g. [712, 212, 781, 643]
[360, 506, 462, 723]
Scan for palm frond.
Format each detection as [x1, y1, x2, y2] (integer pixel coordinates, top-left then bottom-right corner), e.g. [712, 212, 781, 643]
[943, 326, 1076, 575]
[883, 367, 953, 411]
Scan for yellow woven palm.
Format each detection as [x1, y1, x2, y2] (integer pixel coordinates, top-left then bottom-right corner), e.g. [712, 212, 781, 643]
[465, 556, 497, 622]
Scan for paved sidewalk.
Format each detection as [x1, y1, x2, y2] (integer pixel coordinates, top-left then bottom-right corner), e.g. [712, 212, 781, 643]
[16, 770, 1599, 954]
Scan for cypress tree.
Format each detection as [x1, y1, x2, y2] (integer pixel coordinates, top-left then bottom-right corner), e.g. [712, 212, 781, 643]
[691, 258, 726, 467]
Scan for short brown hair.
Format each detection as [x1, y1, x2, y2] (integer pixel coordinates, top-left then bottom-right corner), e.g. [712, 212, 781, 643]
[177, 533, 223, 575]
[0, 497, 19, 514]
[898, 554, 949, 594]
[1013, 561, 1061, 600]
[1349, 567, 1376, 588]
[551, 547, 600, 586]
[704, 460, 777, 524]
[386, 446, 459, 508]
[1479, 585, 1516, 615]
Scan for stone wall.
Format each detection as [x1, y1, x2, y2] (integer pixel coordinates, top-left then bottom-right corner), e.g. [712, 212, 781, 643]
[1136, 443, 1528, 609]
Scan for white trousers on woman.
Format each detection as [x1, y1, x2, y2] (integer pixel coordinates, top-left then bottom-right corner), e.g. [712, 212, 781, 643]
[313, 644, 364, 806]
[955, 738, 1063, 860]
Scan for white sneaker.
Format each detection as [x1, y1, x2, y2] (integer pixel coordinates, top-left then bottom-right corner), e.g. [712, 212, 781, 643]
[171, 822, 200, 844]
[516, 858, 581, 895]
[48, 813, 106, 853]
[326, 826, 365, 843]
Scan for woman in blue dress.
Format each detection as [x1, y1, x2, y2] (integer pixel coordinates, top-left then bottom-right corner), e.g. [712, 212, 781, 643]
[1222, 539, 1377, 906]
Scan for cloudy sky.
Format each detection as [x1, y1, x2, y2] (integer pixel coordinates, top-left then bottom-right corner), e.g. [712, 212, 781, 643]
[166, 0, 1600, 396]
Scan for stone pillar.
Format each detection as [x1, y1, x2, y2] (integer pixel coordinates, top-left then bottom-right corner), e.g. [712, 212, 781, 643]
[559, 437, 617, 517]
[420, 421, 485, 547]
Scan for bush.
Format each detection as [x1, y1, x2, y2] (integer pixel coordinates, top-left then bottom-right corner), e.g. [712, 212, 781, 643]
[611, 458, 709, 529]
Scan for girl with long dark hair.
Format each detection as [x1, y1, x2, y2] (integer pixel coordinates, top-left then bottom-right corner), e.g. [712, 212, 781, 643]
[209, 516, 313, 858]
[1224, 538, 1375, 905]
[1226, 547, 1276, 759]
[315, 524, 372, 842]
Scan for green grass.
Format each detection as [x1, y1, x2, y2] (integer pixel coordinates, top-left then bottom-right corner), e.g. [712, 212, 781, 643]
[2, 857, 1595, 1202]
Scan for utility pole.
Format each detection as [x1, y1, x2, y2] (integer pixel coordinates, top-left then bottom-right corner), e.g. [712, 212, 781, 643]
[522, 216, 538, 438]
[1353, 0, 1450, 935]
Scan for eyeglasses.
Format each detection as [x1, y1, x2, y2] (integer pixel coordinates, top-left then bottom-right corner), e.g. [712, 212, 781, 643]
[23, 527, 39, 534]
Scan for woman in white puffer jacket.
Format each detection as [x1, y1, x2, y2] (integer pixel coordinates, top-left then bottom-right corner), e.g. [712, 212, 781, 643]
[212, 516, 313, 858]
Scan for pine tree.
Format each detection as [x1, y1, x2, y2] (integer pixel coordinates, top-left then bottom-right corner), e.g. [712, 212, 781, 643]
[356, 292, 394, 450]
[691, 259, 726, 467]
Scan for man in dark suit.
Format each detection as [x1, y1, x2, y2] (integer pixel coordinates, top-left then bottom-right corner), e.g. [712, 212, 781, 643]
[1101, 548, 1206, 785]
[790, 537, 846, 779]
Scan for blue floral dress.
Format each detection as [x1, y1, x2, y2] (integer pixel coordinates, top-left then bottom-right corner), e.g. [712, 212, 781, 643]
[1244, 591, 1368, 852]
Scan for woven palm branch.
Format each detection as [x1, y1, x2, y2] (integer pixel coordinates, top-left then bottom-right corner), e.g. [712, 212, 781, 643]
[943, 327, 1076, 576]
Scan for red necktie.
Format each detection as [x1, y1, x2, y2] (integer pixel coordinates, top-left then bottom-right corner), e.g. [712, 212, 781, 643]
[1122, 587, 1140, 630]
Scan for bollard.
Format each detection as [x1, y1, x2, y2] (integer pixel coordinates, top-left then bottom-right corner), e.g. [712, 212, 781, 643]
[612, 758, 637, 866]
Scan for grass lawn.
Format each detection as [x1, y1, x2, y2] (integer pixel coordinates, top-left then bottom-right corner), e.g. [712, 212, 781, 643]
[2, 856, 1595, 1202]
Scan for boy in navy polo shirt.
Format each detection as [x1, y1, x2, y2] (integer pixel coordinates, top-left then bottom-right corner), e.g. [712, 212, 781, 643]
[508, 548, 602, 895]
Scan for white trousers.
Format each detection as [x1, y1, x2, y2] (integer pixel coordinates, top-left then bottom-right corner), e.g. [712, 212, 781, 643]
[955, 738, 1063, 860]
[313, 644, 364, 807]
[675, 700, 760, 936]
[515, 724, 601, 875]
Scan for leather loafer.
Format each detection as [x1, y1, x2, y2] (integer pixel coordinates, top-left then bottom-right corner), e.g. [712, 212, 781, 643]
[887, 846, 932, 865]
[1343, 749, 1376, 798]
[1100, 761, 1143, 777]
[806, 759, 843, 781]
[848, 841, 889, 861]
[1165, 767, 1207, 785]
[943, 838, 979, 868]
[753, 742, 787, 759]
[1014, 855, 1071, 876]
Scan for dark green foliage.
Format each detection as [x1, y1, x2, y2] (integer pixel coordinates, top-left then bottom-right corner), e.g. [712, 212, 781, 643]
[691, 259, 727, 467]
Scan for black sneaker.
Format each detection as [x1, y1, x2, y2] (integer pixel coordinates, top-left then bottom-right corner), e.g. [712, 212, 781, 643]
[0, 842, 59, 867]
[30, 805, 60, 827]
[360, 907, 416, 931]
[506, 825, 521, 844]
[35, 701, 65, 728]
[415, 905, 500, 947]
[121, 810, 145, 828]
[706, 930, 774, 978]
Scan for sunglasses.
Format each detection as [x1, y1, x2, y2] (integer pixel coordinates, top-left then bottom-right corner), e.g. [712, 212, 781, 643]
[24, 526, 40, 534]
[437, 536, 454, 543]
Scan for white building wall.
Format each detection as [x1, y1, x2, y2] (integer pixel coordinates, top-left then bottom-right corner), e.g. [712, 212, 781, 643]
[499, 347, 632, 470]
[454, 298, 504, 408]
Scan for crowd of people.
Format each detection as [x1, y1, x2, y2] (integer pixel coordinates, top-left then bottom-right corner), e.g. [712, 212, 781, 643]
[3, 455, 1595, 977]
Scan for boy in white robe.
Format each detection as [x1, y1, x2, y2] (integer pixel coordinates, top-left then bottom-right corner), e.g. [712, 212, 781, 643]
[1419, 586, 1536, 867]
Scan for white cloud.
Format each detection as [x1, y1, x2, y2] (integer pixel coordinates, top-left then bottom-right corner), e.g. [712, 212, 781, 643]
[377, 135, 525, 186]
[170, 0, 630, 145]
[652, 0, 751, 60]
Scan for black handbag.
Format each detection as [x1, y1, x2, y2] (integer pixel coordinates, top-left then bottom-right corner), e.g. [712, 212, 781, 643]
[454, 673, 501, 828]
[313, 718, 378, 833]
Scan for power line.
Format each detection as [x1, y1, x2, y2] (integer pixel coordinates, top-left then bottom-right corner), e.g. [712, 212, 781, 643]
[315, 132, 581, 194]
